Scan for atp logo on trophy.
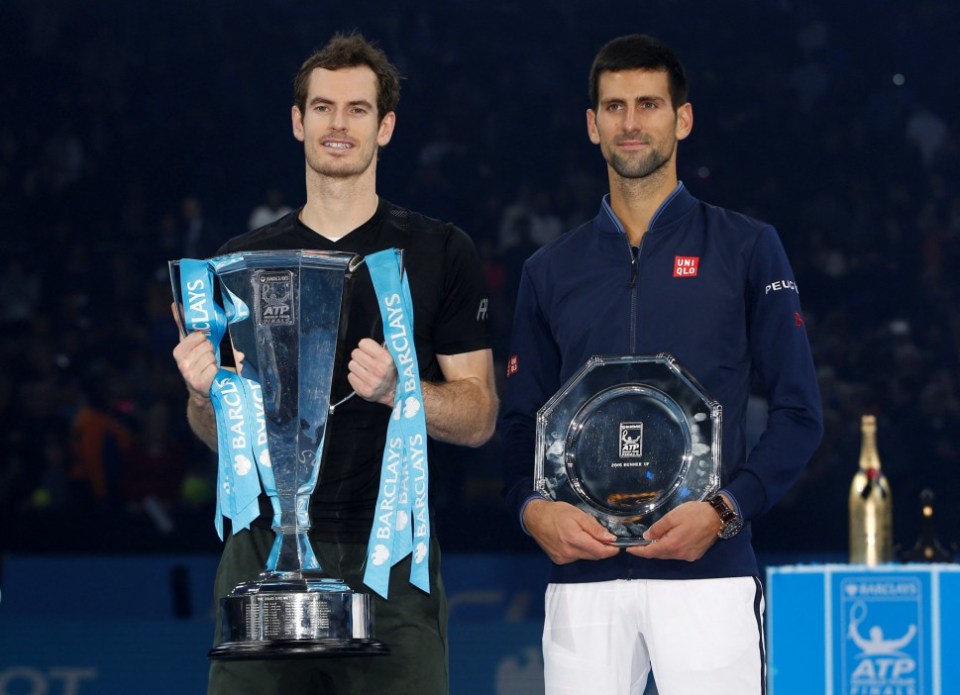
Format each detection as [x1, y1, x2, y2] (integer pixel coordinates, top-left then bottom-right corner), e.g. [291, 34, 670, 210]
[256, 270, 295, 325]
[839, 577, 923, 695]
[619, 422, 644, 458]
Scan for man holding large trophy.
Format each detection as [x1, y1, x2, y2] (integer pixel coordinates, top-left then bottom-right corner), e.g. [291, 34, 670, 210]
[172, 33, 497, 695]
[501, 34, 823, 694]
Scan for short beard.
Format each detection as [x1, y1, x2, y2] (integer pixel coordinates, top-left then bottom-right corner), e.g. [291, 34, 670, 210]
[308, 157, 371, 180]
[607, 146, 671, 180]
[305, 145, 378, 180]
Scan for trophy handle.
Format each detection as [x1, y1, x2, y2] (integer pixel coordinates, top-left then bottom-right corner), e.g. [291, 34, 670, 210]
[329, 390, 358, 414]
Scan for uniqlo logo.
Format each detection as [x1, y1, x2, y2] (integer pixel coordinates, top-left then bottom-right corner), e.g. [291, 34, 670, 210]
[507, 355, 519, 378]
[673, 256, 699, 277]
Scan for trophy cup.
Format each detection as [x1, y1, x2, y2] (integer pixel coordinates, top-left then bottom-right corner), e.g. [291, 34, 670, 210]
[536, 353, 722, 545]
[170, 249, 388, 660]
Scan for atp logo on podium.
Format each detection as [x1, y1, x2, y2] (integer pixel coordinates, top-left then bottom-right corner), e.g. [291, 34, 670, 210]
[838, 576, 924, 695]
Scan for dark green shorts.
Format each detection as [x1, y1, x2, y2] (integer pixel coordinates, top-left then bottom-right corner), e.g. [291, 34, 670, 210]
[207, 526, 448, 695]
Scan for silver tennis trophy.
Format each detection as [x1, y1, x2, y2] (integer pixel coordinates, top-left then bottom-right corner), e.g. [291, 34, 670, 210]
[536, 353, 722, 545]
[170, 249, 388, 660]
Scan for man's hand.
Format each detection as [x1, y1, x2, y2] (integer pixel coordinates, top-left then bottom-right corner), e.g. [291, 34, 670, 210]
[170, 303, 238, 451]
[626, 501, 721, 562]
[523, 499, 622, 565]
[347, 338, 397, 407]
[173, 330, 219, 406]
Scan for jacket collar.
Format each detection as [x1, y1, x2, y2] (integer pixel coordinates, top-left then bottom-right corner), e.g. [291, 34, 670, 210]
[598, 182, 696, 238]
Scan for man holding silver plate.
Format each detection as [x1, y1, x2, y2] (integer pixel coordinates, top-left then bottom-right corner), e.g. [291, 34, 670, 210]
[501, 34, 823, 694]
[173, 33, 497, 695]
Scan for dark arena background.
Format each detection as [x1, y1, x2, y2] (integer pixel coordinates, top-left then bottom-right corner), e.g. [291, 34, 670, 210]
[0, 1, 958, 693]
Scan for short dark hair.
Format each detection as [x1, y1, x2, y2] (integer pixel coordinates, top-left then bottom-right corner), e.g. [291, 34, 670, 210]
[293, 32, 401, 120]
[588, 34, 688, 110]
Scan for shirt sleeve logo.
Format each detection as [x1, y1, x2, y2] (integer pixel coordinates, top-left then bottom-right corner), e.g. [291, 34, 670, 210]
[507, 354, 519, 378]
[476, 297, 489, 322]
[673, 256, 700, 277]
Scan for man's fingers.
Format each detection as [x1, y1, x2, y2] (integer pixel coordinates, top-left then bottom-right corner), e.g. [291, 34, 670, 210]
[352, 339, 394, 376]
[545, 506, 621, 563]
[580, 516, 618, 544]
[642, 517, 672, 541]
[170, 330, 220, 398]
[347, 338, 398, 407]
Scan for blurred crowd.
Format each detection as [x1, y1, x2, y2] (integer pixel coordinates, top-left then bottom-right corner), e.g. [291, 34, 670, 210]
[0, 0, 958, 557]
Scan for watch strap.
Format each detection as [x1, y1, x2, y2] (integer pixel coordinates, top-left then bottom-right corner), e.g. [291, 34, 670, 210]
[707, 493, 741, 539]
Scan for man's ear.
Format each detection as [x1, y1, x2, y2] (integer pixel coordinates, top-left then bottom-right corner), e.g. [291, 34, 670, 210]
[377, 111, 396, 147]
[586, 109, 600, 145]
[292, 105, 305, 142]
[675, 102, 693, 141]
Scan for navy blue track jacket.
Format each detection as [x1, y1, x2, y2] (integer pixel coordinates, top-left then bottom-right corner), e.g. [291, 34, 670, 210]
[501, 184, 823, 583]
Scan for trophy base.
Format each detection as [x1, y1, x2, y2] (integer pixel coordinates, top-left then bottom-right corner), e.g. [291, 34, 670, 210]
[209, 637, 389, 661]
[213, 572, 388, 661]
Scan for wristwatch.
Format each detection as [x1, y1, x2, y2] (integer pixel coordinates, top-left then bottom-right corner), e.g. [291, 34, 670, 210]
[707, 493, 743, 540]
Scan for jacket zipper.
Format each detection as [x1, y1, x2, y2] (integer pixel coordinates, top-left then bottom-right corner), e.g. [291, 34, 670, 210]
[628, 240, 642, 352]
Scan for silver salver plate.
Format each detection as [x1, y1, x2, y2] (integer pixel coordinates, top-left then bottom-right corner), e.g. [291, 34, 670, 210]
[535, 353, 721, 545]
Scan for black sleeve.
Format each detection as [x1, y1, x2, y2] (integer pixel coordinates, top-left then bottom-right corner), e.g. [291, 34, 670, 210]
[431, 225, 491, 356]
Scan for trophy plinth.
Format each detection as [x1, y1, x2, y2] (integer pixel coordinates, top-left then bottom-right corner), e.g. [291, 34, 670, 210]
[536, 354, 722, 545]
[171, 249, 388, 659]
[210, 571, 388, 660]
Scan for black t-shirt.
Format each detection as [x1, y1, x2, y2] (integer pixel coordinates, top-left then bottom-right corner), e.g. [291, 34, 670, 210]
[217, 200, 490, 542]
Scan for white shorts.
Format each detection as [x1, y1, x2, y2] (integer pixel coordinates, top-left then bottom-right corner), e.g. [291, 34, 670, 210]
[542, 577, 765, 695]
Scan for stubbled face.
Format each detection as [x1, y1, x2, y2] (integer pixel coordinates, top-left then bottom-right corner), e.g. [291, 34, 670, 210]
[292, 66, 395, 181]
[587, 69, 692, 181]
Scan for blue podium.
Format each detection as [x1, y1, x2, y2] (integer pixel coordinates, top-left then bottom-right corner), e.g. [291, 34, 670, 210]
[766, 563, 960, 695]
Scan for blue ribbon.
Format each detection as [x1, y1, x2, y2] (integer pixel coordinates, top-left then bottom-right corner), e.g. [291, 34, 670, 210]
[178, 259, 272, 540]
[363, 249, 431, 597]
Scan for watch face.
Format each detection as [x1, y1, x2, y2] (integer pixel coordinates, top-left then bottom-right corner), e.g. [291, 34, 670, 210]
[719, 516, 743, 539]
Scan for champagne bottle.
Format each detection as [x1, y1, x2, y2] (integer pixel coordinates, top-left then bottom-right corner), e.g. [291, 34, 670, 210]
[849, 414, 893, 565]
